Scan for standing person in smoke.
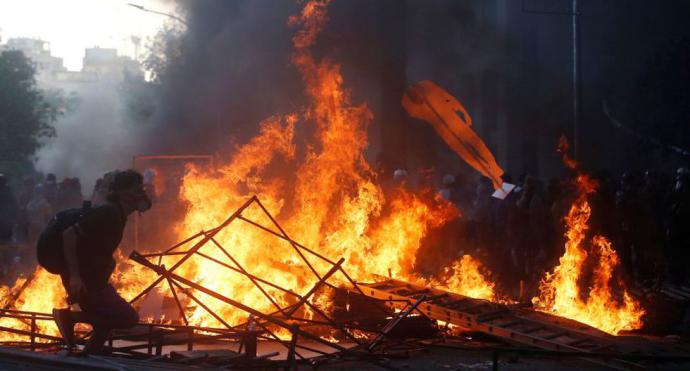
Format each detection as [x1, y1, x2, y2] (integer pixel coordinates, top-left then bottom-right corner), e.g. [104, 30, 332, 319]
[44, 173, 58, 206]
[615, 172, 643, 284]
[513, 175, 546, 293]
[0, 174, 18, 244]
[667, 168, 690, 285]
[51, 170, 152, 355]
[638, 170, 668, 286]
[494, 174, 517, 276]
[0, 174, 18, 280]
[56, 178, 84, 211]
[13, 176, 37, 244]
[26, 184, 53, 252]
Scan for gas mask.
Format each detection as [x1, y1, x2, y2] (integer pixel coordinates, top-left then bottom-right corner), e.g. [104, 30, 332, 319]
[119, 186, 152, 213]
[135, 192, 152, 212]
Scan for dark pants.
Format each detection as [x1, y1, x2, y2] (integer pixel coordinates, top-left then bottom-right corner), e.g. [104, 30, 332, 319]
[60, 276, 138, 353]
[79, 284, 139, 329]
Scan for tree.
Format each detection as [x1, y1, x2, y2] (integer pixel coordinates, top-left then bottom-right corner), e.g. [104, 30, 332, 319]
[143, 25, 185, 84]
[0, 50, 58, 175]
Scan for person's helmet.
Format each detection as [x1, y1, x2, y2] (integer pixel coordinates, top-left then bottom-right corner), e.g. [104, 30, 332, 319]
[675, 168, 690, 190]
[442, 174, 455, 187]
[393, 169, 408, 181]
[33, 183, 45, 197]
[143, 168, 156, 184]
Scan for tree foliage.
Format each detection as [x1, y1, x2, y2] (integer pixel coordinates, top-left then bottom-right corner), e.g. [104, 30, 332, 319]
[0, 50, 58, 175]
[143, 25, 186, 84]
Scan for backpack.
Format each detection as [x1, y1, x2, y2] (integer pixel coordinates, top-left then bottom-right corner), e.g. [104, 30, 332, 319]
[36, 202, 92, 274]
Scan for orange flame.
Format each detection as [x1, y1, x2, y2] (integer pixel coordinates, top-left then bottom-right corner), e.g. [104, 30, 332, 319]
[0, 0, 499, 340]
[167, 0, 493, 328]
[557, 134, 578, 170]
[532, 141, 645, 335]
[437, 255, 496, 301]
[0, 250, 161, 341]
[0, 269, 65, 341]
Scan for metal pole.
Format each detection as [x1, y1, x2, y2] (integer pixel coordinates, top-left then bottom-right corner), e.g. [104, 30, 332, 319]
[521, 0, 582, 159]
[127, 3, 188, 27]
[128, 196, 256, 305]
[129, 251, 349, 352]
[29, 316, 36, 352]
[286, 326, 299, 371]
[206, 234, 287, 316]
[572, 0, 580, 160]
[147, 325, 153, 355]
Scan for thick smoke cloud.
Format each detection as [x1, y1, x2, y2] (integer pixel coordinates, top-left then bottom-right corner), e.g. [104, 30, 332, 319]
[35, 83, 143, 193]
[35, 0, 530, 191]
[36, 0, 690, 189]
[138, 1, 516, 179]
[143, 0, 304, 154]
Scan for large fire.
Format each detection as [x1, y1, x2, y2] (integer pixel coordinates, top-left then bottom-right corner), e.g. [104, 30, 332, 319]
[531, 138, 645, 335]
[0, 0, 496, 341]
[165, 0, 495, 328]
[0, 1, 648, 343]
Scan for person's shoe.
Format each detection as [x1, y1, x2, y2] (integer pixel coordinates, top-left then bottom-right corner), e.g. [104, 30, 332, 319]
[52, 308, 75, 348]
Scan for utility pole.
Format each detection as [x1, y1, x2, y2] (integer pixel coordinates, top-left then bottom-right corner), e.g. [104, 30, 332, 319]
[521, 0, 581, 159]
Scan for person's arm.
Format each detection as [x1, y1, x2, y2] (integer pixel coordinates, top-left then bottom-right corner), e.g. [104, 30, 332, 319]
[62, 226, 86, 297]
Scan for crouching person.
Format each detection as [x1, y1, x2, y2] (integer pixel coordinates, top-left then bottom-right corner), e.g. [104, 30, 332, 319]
[39, 170, 152, 355]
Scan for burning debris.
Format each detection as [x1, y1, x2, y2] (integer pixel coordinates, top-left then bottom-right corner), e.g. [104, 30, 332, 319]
[0, 0, 487, 343]
[1, 0, 690, 369]
[166, 0, 479, 331]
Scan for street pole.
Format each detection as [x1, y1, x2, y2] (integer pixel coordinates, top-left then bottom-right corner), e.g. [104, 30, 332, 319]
[572, 0, 580, 159]
[521, 0, 581, 159]
[127, 3, 188, 28]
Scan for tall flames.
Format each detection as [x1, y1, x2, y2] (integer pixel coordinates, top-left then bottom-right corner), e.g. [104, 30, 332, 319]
[532, 138, 645, 335]
[0, 0, 495, 341]
[0, 1, 645, 343]
[166, 0, 494, 327]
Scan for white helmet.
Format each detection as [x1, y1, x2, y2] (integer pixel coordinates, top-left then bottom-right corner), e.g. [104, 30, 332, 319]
[393, 169, 408, 181]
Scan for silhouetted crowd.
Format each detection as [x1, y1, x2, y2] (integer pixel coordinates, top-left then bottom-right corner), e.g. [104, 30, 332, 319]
[0, 170, 163, 284]
[0, 173, 85, 281]
[413, 167, 690, 294]
[1, 167, 689, 295]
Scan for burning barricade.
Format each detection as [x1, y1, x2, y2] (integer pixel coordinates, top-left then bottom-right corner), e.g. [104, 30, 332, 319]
[0, 0, 682, 369]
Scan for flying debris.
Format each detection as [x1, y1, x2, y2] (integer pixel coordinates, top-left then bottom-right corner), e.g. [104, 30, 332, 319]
[402, 80, 504, 189]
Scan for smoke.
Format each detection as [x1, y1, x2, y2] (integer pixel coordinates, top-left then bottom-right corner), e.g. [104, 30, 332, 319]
[35, 0, 523, 192]
[139, 0, 520, 179]
[139, 1, 415, 155]
[142, 0, 304, 154]
[35, 81, 143, 193]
